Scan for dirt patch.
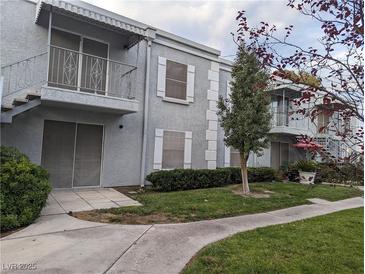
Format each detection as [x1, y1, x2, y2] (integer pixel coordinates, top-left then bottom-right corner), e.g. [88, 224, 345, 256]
[113, 186, 142, 196]
[1, 226, 27, 238]
[72, 211, 186, 225]
[232, 189, 272, 198]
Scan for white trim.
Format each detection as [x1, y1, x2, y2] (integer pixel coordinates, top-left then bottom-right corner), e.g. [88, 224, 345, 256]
[162, 97, 189, 105]
[153, 128, 164, 170]
[205, 61, 220, 169]
[184, 131, 192, 169]
[157, 56, 166, 97]
[186, 64, 195, 102]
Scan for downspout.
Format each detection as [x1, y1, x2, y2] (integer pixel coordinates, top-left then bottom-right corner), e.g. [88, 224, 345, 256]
[140, 38, 152, 188]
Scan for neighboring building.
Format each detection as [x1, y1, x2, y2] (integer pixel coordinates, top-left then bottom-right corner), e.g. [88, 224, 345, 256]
[0, 0, 352, 189]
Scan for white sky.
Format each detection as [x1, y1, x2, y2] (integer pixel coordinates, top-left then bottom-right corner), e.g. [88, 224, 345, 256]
[85, 0, 322, 59]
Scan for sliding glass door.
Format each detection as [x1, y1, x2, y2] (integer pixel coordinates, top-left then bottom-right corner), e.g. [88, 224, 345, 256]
[48, 29, 109, 94]
[41, 120, 103, 188]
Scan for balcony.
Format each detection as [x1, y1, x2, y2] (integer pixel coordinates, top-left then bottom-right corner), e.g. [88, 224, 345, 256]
[1, 45, 139, 114]
[270, 107, 311, 136]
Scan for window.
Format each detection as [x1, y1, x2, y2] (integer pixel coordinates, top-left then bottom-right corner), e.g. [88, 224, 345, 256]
[162, 131, 185, 169]
[230, 148, 241, 167]
[165, 60, 187, 100]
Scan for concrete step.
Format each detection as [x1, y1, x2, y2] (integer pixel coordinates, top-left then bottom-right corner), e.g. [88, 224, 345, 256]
[13, 98, 28, 107]
[26, 92, 41, 101]
[1, 105, 13, 112]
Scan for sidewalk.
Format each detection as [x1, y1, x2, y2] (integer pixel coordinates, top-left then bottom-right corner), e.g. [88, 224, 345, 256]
[1, 197, 363, 274]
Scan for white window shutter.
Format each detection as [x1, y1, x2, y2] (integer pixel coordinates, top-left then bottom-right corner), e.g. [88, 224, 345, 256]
[184, 131, 192, 168]
[157, 57, 166, 98]
[153, 128, 164, 170]
[186, 65, 195, 102]
[224, 146, 230, 167]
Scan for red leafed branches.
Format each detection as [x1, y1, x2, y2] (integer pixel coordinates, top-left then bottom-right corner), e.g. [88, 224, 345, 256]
[235, 0, 364, 158]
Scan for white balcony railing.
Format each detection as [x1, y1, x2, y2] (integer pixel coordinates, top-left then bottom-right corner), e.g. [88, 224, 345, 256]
[1, 45, 137, 100]
[270, 107, 311, 133]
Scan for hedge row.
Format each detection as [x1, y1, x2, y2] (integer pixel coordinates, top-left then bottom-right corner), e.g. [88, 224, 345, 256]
[1, 146, 51, 231]
[146, 167, 276, 192]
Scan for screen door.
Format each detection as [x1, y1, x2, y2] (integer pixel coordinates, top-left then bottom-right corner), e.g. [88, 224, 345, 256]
[41, 120, 103, 188]
[270, 142, 280, 170]
[41, 121, 76, 188]
[73, 124, 103, 187]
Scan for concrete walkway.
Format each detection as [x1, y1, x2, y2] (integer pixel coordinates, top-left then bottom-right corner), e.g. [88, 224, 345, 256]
[41, 188, 141, 215]
[1, 197, 363, 274]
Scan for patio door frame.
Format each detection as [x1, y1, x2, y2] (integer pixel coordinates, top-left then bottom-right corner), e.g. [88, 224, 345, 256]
[42, 119, 105, 189]
[50, 26, 110, 95]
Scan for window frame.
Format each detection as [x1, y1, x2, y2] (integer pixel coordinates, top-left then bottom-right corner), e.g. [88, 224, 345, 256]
[161, 129, 186, 170]
[164, 59, 188, 102]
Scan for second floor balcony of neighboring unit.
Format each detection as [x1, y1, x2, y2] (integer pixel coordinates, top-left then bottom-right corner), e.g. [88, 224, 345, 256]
[270, 106, 312, 136]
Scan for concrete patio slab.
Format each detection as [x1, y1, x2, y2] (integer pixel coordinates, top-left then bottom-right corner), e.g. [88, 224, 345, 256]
[1, 197, 363, 274]
[1, 225, 151, 274]
[41, 188, 141, 216]
[3, 214, 107, 240]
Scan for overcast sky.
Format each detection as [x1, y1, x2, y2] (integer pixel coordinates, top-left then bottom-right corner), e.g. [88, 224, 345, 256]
[85, 0, 322, 60]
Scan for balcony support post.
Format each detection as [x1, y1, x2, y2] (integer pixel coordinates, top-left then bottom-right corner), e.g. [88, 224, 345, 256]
[46, 9, 52, 87]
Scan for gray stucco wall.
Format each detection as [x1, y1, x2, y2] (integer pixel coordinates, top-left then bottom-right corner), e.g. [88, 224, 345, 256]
[1, 105, 143, 186]
[144, 42, 212, 175]
[0, 0, 48, 66]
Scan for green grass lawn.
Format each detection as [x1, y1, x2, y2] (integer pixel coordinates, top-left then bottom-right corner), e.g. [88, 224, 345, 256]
[183, 207, 364, 274]
[73, 182, 363, 224]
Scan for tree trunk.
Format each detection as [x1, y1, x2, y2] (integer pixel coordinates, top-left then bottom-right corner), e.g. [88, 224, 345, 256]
[240, 152, 250, 194]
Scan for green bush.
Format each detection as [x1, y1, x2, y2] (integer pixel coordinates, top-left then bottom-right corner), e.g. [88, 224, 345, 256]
[315, 162, 364, 185]
[146, 167, 276, 192]
[0, 146, 51, 231]
[294, 160, 317, 172]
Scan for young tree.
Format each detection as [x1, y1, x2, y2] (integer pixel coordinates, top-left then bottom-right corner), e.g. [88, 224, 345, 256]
[235, 0, 364, 160]
[218, 46, 271, 194]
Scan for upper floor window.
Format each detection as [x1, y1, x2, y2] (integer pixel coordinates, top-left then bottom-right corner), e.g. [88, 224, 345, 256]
[157, 57, 195, 103]
[162, 130, 185, 169]
[165, 60, 188, 100]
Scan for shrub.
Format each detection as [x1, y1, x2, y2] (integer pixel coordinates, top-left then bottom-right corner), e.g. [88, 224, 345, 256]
[295, 160, 317, 172]
[278, 163, 300, 182]
[0, 146, 51, 231]
[146, 167, 276, 192]
[315, 162, 364, 185]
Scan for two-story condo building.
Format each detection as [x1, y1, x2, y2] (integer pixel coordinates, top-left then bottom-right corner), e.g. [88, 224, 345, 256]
[1, 0, 350, 189]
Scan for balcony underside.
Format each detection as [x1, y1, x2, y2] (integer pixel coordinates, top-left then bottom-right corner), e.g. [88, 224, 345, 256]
[41, 86, 139, 114]
[270, 126, 312, 136]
